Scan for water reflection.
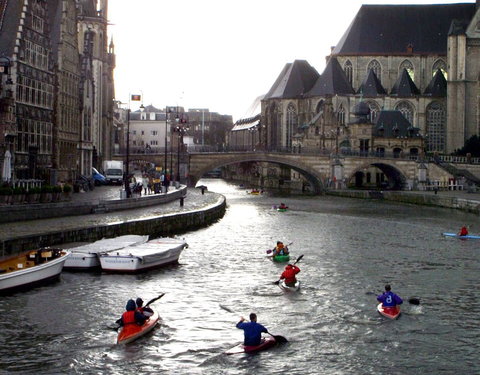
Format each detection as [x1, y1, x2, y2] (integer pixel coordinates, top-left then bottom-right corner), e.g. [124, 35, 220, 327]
[0, 179, 479, 374]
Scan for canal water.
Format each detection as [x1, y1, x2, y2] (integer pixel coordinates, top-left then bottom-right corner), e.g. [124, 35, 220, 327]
[0, 179, 479, 375]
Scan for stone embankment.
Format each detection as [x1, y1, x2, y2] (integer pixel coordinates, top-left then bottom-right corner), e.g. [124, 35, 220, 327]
[0, 186, 226, 256]
[327, 189, 480, 214]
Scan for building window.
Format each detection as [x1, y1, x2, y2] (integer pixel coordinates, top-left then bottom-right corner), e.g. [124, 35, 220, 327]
[432, 59, 447, 79]
[344, 60, 353, 85]
[366, 101, 380, 123]
[151, 130, 158, 136]
[286, 103, 297, 148]
[400, 60, 414, 81]
[150, 140, 158, 145]
[367, 60, 381, 82]
[426, 101, 446, 152]
[395, 101, 414, 126]
[337, 104, 345, 125]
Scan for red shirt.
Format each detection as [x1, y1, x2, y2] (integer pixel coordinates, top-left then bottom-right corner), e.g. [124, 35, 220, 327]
[281, 265, 300, 284]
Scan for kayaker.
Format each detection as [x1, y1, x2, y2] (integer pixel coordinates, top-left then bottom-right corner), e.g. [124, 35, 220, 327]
[117, 299, 147, 326]
[377, 284, 403, 309]
[136, 297, 154, 317]
[236, 313, 269, 346]
[458, 225, 469, 236]
[279, 203, 287, 209]
[273, 241, 289, 256]
[280, 263, 300, 287]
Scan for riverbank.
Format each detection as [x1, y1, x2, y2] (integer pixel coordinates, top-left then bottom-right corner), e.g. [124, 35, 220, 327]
[0, 187, 226, 257]
[327, 189, 480, 214]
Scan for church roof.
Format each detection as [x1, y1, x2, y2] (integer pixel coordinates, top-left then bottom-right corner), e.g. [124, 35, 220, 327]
[424, 69, 447, 97]
[390, 69, 420, 97]
[263, 60, 319, 100]
[306, 57, 354, 97]
[77, 0, 98, 17]
[331, 4, 476, 56]
[357, 69, 387, 97]
[373, 110, 421, 138]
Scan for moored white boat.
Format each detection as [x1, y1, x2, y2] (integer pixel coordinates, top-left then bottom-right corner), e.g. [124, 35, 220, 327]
[0, 248, 70, 294]
[64, 235, 149, 270]
[99, 237, 188, 273]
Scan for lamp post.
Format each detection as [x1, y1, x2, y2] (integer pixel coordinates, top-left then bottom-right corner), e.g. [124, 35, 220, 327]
[174, 122, 189, 182]
[164, 107, 169, 188]
[124, 108, 131, 198]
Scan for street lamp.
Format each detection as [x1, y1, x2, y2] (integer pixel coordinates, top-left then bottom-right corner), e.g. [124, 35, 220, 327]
[124, 99, 143, 198]
[174, 121, 189, 182]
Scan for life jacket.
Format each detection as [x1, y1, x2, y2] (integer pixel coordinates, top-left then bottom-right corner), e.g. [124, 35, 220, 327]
[275, 243, 286, 255]
[460, 227, 468, 236]
[281, 265, 300, 284]
[122, 310, 136, 325]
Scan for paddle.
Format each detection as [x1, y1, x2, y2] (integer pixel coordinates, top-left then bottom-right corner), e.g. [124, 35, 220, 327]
[273, 254, 304, 285]
[219, 304, 288, 344]
[408, 297, 420, 305]
[109, 293, 165, 331]
[266, 242, 293, 254]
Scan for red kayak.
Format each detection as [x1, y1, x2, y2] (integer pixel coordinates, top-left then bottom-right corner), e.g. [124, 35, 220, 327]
[225, 336, 276, 355]
[377, 303, 401, 319]
[117, 311, 159, 344]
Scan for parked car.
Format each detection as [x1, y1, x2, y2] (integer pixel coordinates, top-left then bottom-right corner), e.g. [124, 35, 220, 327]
[92, 167, 106, 185]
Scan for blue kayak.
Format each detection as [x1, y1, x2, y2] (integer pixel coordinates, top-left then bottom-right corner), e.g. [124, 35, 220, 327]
[442, 232, 480, 239]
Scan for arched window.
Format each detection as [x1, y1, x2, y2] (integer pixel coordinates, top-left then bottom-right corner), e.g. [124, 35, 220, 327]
[426, 101, 446, 152]
[336, 104, 346, 126]
[400, 59, 414, 81]
[344, 60, 353, 85]
[286, 103, 297, 149]
[395, 101, 415, 126]
[432, 59, 447, 79]
[366, 101, 380, 123]
[367, 60, 381, 82]
[315, 100, 324, 114]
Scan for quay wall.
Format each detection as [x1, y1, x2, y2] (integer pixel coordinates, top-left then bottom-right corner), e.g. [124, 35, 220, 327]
[327, 190, 480, 214]
[0, 194, 226, 257]
[0, 187, 187, 223]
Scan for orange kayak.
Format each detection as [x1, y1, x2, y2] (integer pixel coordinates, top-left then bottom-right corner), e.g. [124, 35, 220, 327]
[116, 311, 159, 344]
[377, 303, 401, 319]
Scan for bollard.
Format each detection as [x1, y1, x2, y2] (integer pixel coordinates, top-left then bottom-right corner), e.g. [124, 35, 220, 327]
[180, 197, 184, 206]
[201, 187, 206, 195]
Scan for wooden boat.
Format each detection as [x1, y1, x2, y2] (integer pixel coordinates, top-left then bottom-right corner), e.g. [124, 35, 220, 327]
[64, 235, 149, 270]
[0, 248, 70, 294]
[279, 279, 300, 292]
[117, 310, 159, 344]
[442, 232, 480, 239]
[99, 237, 188, 273]
[377, 303, 401, 319]
[225, 336, 276, 355]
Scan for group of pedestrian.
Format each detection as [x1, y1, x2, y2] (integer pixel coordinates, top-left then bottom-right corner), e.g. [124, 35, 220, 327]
[139, 171, 172, 195]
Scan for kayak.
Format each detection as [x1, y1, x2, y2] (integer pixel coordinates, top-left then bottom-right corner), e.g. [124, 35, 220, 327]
[442, 232, 480, 239]
[272, 254, 290, 262]
[280, 280, 300, 292]
[117, 310, 159, 344]
[377, 303, 401, 320]
[277, 208, 288, 212]
[225, 336, 276, 355]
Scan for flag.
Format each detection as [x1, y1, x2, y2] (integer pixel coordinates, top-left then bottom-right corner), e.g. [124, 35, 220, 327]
[131, 94, 141, 101]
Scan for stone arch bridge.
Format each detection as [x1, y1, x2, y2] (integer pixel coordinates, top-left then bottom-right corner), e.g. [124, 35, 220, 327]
[115, 151, 449, 195]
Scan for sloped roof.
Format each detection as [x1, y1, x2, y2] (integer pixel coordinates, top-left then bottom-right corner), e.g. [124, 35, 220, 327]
[424, 69, 447, 97]
[307, 57, 355, 97]
[373, 110, 421, 138]
[0, 0, 21, 55]
[390, 69, 420, 96]
[332, 4, 476, 56]
[357, 69, 386, 97]
[263, 60, 319, 100]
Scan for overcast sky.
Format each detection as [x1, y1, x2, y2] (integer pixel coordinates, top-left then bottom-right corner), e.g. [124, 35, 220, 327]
[108, 0, 472, 122]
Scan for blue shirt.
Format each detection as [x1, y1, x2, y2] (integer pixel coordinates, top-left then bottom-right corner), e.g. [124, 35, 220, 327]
[377, 291, 403, 307]
[236, 320, 268, 346]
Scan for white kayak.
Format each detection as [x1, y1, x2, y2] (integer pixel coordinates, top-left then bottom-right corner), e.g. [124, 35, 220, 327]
[279, 280, 300, 292]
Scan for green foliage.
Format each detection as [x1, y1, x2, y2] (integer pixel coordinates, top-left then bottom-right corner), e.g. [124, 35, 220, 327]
[62, 184, 72, 193]
[454, 135, 480, 157]
[52, 185, 63, 193]
[0, 186, 13, 195]
[12, 187, 26, 195]
[28, 187, 42, 195]
[41, 185, 54, 194]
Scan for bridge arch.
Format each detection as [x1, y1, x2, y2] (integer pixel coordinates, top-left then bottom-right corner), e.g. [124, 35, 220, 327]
[348, 161, 408, 190]
[188, 152, 327, 194]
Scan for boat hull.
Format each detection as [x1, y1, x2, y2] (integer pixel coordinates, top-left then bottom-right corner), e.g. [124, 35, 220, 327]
[377, 303, 401, 319]
[99, 238, 187, 273]
[225, 336, 276, 355]
[442, 232, 480, 239]
[0, 249, 70, 294]
[117, 311, 159, 344]
[280, 280, 300, 292]
[272, 254, 290, 262]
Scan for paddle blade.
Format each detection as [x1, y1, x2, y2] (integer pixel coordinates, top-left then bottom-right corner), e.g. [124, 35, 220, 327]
[408, 297, 420, 305]
[294, 254, 304, 264]
[266, 249, 273, 254]
[268, 333, 288, 343]
[273, 280, 280, 285]
[145, 293, 165, 307]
